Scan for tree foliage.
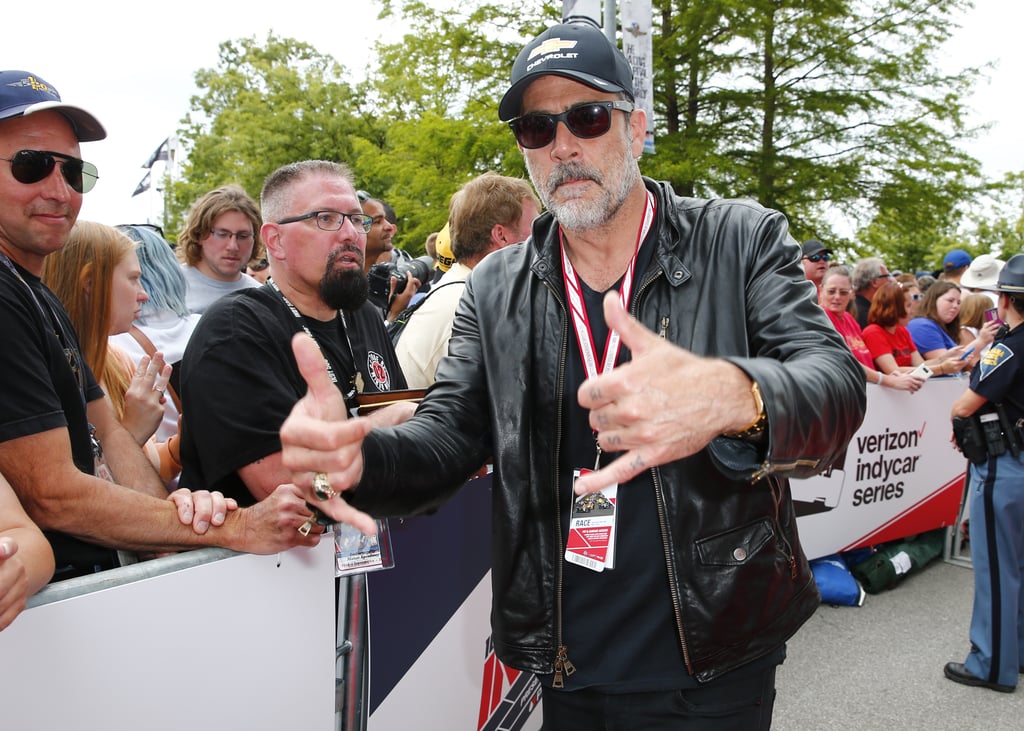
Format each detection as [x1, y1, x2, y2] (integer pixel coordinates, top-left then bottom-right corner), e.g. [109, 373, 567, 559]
[969, 172, 1024, 258]
[164, 34, 366, 240]
[642, 0, 985, 268]
[161, 0, 1015, 273]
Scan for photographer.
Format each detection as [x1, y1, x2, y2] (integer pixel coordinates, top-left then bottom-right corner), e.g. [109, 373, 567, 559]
[359, 195, 427, 321]
[366, 248, 433, 320]
[945, 253, 1024, 693]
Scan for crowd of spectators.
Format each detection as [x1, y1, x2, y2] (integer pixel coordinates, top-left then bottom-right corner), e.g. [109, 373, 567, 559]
[803, 241, 1009, 388]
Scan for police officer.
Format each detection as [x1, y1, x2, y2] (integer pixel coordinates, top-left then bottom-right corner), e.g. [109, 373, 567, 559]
[945, 253, 1024, 693]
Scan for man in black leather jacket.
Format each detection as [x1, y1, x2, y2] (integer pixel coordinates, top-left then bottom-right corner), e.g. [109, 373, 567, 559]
[281, 19, 866, 730]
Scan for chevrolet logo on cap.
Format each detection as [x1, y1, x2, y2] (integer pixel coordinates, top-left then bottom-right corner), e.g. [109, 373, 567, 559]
[528, 38, 577, 61]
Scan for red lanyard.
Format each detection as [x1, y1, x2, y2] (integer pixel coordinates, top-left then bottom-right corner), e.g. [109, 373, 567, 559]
[560, 190, 656, 380]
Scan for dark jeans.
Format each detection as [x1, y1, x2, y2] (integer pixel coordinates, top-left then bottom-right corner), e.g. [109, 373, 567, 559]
[540, 651, 781, 731]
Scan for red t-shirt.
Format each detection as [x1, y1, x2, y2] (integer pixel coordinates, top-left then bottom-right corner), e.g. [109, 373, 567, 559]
[826, 309, 873, 367]
[861, 324, 917, 368]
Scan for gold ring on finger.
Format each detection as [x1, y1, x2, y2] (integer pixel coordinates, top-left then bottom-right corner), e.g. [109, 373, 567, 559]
[313, 472, 336, 501]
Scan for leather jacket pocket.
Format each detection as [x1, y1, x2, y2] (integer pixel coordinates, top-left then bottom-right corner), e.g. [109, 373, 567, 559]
[695, 519, 774, 566]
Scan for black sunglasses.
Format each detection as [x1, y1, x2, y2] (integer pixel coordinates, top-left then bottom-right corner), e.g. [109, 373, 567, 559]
[805, 253, 830, 263]
[509, 100, 635, 149]
[0, 149, 99, 194]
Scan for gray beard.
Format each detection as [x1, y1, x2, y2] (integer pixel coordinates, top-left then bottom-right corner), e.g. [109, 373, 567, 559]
[528, 157, 639, 232]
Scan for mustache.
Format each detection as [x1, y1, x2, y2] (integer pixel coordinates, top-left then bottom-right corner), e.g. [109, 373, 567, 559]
[30, 204, 76, 218]
[545, 162, 603, 195]
[326, 244, 364, 268]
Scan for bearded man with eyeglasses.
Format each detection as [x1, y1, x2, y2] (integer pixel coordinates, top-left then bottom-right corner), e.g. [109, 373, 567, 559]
[0, 70, 321, 582]
[278, 22, 866, 729]
[175, 183, 264, 315]
[177, 160, 410, 507]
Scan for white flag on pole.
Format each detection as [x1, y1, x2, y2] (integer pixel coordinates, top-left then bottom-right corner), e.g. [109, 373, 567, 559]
[621, 0, 655, 154]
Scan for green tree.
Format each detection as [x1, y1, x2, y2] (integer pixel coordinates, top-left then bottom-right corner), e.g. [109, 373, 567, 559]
[353, 0, 552, 251]
[968, 172, 1024, 258]
[163, 0, 1005, 274]
[164, 33, 368, 239]
[644, 0, 985, 260]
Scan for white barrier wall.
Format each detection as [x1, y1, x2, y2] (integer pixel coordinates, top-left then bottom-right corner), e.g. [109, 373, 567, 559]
[791, 376, 967, 559]
[0, 541, 336, 731]
[0, 378, 967, 730]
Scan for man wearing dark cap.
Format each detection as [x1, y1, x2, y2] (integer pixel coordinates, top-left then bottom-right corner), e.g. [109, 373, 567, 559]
[946, 253, 1024, 694]
[0, 70, 318, 581]
[278, 21, 865, 729]
[801, 238, 833, 290]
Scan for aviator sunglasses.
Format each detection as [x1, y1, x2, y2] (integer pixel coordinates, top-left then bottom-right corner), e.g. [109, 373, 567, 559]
[509, 100, 635, 149]
[0, 149, 99, 194]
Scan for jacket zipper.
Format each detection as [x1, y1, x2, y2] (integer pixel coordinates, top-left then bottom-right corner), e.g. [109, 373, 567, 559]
[543, 277, 576, 688]
[632, 273, 694, 671]
[768, 474, 798, 578]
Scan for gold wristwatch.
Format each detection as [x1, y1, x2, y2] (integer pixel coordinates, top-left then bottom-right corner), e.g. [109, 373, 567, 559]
[723, 380, 766, 439]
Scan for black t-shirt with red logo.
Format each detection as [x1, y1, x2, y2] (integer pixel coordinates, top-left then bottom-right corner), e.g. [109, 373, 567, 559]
[178, 284, 406, 505]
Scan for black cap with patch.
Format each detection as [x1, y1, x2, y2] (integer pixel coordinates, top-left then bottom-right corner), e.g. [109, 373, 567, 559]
[498, 21, 635, 122]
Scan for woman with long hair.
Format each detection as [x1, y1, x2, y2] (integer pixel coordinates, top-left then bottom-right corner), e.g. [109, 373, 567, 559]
[819, 267, 925, 391]
[861, 281, 966, 376]
[110, 226, 200, 434]
[42, 222, 172, 473]
[907, 280, 997, 367]
[958, 292, 995, 345]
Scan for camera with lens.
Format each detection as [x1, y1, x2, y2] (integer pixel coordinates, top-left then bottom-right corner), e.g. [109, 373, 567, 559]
[367, 251, 433, 299]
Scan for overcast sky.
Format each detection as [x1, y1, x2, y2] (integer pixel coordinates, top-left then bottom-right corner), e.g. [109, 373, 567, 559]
[6, 0, 1020, 227]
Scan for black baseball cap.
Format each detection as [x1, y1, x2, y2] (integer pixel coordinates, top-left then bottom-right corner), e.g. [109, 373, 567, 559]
[801, 239, 832, 258]
[0, 70, 105, 141]
[498, 21, 635, 122]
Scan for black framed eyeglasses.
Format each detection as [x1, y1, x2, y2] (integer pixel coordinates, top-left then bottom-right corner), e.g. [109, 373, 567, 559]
[508, 100, 635, 149]
[209, 229, 254, 243]
[804, 253, 830, 263]
[276, 210, 373, 233]
[0, 149, 98, 193]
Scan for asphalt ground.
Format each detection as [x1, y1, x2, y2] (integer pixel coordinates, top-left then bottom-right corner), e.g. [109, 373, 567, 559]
[774, 554, 1024, 730]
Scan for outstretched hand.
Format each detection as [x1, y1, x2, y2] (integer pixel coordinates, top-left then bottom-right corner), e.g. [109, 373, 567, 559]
[574, 293, 757, 495]
[280, 333, 377, 535]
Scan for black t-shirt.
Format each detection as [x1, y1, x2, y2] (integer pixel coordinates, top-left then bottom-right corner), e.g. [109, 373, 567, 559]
[550, 231, 693, 693]
[0, 257, 116, 577]
[178, 284, 407, 505]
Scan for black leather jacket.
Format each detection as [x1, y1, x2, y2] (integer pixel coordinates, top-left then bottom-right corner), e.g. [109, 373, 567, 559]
[357, 178, 866, 682]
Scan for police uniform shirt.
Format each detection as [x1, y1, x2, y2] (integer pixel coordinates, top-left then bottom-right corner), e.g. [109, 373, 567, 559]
[971, 323, 1024, 423]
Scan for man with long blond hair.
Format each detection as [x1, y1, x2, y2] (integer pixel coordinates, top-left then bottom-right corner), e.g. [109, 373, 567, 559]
[177, 183, 263, 314]
[395, 171, 540, 388]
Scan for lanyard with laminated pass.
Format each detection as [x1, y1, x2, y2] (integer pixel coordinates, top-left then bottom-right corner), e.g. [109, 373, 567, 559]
[559, 189, 656, 389]
[561, 190, 655, 573]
